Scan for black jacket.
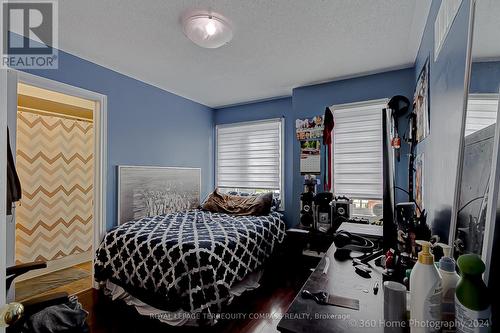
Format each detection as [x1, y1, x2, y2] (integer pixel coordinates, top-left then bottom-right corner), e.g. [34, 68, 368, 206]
[6, 127, 21, 215]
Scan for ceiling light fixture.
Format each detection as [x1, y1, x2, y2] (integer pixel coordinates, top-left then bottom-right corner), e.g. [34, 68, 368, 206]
[182, 13, 233, 49]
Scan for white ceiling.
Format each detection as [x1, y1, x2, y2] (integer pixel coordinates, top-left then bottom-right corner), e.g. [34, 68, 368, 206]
[58, 0, 431, 108]
[473, 0, 500, 60]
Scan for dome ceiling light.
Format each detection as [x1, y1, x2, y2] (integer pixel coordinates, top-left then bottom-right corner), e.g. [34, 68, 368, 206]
[182, 13, 233, 49]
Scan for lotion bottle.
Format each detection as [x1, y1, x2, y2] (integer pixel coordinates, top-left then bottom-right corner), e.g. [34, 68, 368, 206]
[438, 243, 459, 326]
[410, 240, 442, 333]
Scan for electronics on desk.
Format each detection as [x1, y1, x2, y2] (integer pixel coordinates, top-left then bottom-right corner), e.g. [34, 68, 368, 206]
[396, 202, 416, 226]
[300, 189, 357, 233]
[331, 195, 352, 220]
[300, 191, 314, 227]
[303, 174, 319, 193]
[313, 192, 333, 232]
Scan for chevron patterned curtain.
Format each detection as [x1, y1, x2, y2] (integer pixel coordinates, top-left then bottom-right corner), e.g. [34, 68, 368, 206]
[15, 111, 94, 264]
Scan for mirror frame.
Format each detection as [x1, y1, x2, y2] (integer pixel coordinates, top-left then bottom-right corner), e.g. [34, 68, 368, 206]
[481, 90, 500, 284]
[449, 0, 500, 284]
[448, 0, 475, 252]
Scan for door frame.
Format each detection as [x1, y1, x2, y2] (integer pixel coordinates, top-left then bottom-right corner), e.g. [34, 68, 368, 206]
[1, 69, 9, 326]
[8, 69, 107, 289]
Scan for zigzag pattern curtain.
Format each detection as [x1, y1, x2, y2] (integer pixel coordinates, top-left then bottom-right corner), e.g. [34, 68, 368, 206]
[15, 111, 93, 263]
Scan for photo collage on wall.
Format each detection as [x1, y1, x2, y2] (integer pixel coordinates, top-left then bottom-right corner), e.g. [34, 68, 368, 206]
[414, 58, 430, 143]
[412, 57, 430, 212]
[296, 116, 324, 174]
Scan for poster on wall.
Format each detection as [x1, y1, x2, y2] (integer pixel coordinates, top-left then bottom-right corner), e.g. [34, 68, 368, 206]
[296, 116, 324, 140]
[300, 140, 321, 174]
[414, 58, 430, 142]
[118, 166, 201, 224]
[415, 153, 424, 216]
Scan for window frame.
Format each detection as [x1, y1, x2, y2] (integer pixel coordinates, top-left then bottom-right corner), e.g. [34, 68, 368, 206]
[330, 98, 388, 220]
[215, 117, 285, 211]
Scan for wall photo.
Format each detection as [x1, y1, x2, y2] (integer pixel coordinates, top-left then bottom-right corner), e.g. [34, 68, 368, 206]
[414, 58, 430, 142]
[118, 166, 201, 224]
[300, 140, 321, 174]
[415, 153, 424, 216]
[295, 116, 324, 140]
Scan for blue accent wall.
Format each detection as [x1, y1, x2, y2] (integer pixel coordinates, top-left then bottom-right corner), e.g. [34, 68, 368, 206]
[413, 0, 473, 240]
[215, 69, 415, 227]
[291, 69, 415, 226]
[24, 50, 214, 230]
[470, 61, 500, 94]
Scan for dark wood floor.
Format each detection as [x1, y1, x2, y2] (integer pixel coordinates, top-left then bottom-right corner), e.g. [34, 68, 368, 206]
[77, 259, 310, 333]
[16, 261, 92, 301]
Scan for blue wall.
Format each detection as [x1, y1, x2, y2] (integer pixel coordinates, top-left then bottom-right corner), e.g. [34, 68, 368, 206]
[215, 68, 415, 227]
[291, 69, 415, 226]
[413, 0, 473, 240]
[470, 61, 500, 94]
[24, 50, 214, 230]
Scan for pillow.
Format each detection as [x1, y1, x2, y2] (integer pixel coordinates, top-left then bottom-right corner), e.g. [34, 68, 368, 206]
[202, 190, 273, 216]
[224, 190, 281, 211]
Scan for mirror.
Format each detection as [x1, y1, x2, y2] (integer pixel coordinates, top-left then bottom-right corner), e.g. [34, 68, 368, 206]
[452, 0, 500, 274]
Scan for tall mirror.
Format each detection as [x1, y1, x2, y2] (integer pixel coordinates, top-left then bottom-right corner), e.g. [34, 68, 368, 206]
[452, 0, 500, 282]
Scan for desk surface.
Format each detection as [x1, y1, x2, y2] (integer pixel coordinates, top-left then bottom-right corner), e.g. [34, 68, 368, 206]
[277, 243, 385, 333]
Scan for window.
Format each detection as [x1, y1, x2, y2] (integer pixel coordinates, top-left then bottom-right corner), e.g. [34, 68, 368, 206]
[216, 118, 284, 209]
[465, 94, 499, 137]
[331, 99, 387, 221]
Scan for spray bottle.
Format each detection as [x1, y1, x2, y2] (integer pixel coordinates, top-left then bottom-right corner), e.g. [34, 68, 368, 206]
[455, 254, 491, 333]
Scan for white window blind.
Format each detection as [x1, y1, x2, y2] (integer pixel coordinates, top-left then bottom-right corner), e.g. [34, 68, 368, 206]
[332, 99, 386, 200]
[465, 94, 499, 137]
[434, 0, 463, 61]
[216, 119, 283, 191]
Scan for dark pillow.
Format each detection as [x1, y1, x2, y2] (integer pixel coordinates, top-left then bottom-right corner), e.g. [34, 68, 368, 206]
[202, 190, 273, 216]
[223, 190, 281, 211]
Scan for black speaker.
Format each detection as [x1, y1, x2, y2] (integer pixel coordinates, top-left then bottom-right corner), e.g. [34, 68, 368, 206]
[300, 192, 314, 227]
[314, 192, 333, 232]
[331, 196, 351, 220]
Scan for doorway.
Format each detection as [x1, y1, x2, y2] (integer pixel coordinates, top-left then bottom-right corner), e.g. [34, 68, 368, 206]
[3, 71, 107, 303]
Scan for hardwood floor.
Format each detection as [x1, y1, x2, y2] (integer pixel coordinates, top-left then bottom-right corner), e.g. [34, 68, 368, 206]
[77, 259, 310, 333]
[16, 261, 93, 301]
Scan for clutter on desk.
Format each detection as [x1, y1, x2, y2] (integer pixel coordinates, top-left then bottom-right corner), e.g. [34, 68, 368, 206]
[383, 281, 407, 328]
[300, 178, 359, 233]
[455, 254, 491, 332]
[377, 237, 492, 332]
[437, 243, 459, 323]
[409, 241, 442, 331]
[301, 290, 360, 310]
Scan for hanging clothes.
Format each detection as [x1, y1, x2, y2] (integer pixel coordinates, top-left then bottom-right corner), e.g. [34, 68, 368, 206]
[323, 107, 334, 191]
[6, 127, 22, 215]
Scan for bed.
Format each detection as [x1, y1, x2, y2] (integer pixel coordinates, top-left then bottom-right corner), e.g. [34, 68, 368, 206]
[94, 209, 285, 325]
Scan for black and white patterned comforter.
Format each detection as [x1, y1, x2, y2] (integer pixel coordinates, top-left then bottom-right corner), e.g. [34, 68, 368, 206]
[94, 209, 285, 317]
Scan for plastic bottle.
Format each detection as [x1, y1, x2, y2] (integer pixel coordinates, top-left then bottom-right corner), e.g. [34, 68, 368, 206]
[410, 240, 442, 333]
[455, 254, 491, 333]
[437, 243, 459, 326]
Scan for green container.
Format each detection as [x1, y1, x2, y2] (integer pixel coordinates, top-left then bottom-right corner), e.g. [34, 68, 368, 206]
[455, 254, 491, 332]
